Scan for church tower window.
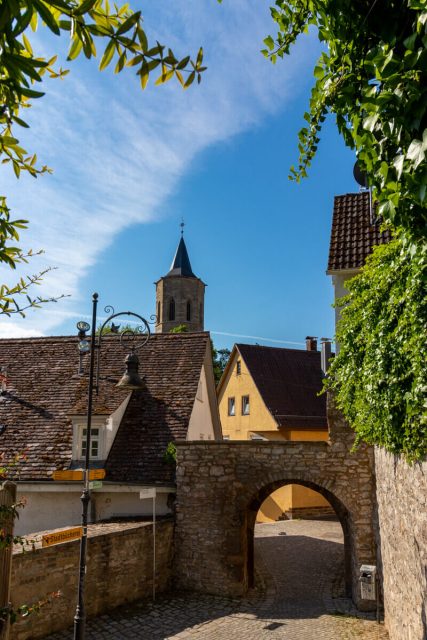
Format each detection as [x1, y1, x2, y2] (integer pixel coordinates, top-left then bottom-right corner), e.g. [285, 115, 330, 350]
[169, 298, 175, 321]
[186, 301, 191, 322]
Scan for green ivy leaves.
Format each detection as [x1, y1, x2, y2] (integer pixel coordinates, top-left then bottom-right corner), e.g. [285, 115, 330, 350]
[326, 237, 427, 461]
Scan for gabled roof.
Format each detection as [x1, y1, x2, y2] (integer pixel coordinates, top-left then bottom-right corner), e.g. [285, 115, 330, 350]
[327, 191, 391, 272]
[0, 332, 211, 483]
[234, 344, 327, 429]
[166, 236, 196, 278]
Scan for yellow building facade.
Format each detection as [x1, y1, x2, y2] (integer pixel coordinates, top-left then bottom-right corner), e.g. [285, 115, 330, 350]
[217, 344, 333, 522]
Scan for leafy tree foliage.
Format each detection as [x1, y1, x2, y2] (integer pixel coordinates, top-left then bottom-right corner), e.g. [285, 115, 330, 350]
[169, 324, 189, 333]
[0, 197, 68, 315]
[0, 0, 205, 314]
[264, 0, 426, 240]
[265, 0, 427, 456]
[326, 237, 427, 461]
[212, 343, 230, 385]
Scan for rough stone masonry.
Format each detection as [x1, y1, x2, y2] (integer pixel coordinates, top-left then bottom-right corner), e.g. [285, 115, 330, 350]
[174, 396, 377, 611]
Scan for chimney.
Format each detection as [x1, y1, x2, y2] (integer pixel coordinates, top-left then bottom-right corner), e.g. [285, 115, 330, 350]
[321, 338, 332, 375]
[305, 336, 318, 351]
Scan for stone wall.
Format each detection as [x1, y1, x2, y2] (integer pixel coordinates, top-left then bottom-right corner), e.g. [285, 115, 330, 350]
[10, 519, 174, 640]
[174, 400, 377, 611]
[375, 448, 427, 640]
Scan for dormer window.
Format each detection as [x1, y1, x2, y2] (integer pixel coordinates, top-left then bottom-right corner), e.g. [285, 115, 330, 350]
[71, 396, 132, 464]
[75, 422, 105, 461]
[72, 416, 109, 462]
[81, 427, 101, 460]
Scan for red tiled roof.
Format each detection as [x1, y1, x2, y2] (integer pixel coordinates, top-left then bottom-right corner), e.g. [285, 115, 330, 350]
[0, 332, 209, 483]
[327, 192, 391, 272]
[236, 344, 327, 429]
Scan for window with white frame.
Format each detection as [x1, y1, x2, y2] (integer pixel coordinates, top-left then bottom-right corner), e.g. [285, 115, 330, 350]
[80, 426, 102, 460]
[72, 398, 131, 464]
[228, 397, 235, 416]
[242, 395, 250, 415]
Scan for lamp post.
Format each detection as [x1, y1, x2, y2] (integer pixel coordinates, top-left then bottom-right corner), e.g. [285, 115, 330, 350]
[73, 293, 152, 640]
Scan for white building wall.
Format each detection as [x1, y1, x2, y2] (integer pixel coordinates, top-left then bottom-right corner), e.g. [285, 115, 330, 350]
[187, 365, 215, 440]
[15, 485, 173, 536]
[331, 270, 359, 352]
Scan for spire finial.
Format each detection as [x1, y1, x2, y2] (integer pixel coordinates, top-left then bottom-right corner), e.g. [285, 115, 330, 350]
[180, 218, 185, 237]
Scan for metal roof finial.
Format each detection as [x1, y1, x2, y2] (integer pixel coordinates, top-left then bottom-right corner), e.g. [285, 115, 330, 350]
[180, 218, 185, 237]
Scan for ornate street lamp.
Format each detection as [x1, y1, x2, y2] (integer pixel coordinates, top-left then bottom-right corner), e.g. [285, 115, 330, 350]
[73, 293, 152, 640]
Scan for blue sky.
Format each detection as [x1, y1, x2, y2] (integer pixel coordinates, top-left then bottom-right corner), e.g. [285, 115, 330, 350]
[0, 1, 359, 350]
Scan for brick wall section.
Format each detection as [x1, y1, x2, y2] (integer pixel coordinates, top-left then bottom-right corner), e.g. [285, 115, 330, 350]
[174, 397, 376, 610]
[375, 448, 427, 640]
[10, 519, 174, 640]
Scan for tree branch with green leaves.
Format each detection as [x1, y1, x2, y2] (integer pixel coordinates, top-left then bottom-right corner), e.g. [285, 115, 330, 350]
[0, 197, 69, 316]
[0, 0, 206, 316]
[264, 0, 427, 240]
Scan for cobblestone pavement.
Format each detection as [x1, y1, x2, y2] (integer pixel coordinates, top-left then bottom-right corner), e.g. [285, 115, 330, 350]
[44, 519, 388, 640]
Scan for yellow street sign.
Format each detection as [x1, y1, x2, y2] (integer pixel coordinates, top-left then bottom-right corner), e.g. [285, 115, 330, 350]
[42, 527, 82, 547]
[89, 469, 106, 480]
[52, 469, 106, 481]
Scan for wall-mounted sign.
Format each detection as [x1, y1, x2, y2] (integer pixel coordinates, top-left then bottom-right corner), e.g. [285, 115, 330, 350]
[42, 527, 82, 547]
[139, 488, 156, 499]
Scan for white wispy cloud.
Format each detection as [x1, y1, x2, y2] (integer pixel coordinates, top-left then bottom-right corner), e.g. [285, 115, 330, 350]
[0, 0, 319, 337]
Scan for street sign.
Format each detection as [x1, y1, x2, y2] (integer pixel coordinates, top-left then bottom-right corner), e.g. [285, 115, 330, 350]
[42, 527, 82, 547]
[89, 480, 103, 490]
[89, 469, 106, 480]
[139, 488, 156, 499]
[52, 469, 106, 481]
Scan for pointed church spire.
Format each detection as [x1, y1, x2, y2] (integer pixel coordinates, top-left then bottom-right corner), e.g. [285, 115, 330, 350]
[155, 222, 206, 333]
[166, 223, 196, 277]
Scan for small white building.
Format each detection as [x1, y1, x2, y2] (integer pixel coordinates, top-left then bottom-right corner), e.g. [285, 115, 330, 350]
[326, 190, 391, 343]
[0, 331, 221, 535]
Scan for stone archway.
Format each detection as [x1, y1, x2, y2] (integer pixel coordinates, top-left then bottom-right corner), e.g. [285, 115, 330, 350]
[174, 401, 377, 611]
[245, 479, 352, 596]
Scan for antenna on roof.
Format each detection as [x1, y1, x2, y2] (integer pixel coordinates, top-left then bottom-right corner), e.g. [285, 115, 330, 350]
[353, 161, 374, 225]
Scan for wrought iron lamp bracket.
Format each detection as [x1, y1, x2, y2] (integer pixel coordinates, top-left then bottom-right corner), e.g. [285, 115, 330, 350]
[94, 306, 153, 393]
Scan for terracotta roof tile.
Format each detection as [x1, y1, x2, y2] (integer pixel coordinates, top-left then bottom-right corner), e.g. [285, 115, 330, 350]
[0, 332, 209, 483]
[236, 344, 327, 429]
[327, 192, 391, 272]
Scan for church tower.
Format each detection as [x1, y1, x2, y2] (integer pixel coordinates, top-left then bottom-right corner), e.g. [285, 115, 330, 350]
[155, 226, 206, 333]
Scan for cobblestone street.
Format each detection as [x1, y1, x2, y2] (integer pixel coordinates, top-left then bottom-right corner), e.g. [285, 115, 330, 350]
[44, 519, 388, 640]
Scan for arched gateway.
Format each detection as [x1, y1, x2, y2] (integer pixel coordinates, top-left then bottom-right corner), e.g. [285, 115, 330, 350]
[174, 398, 377, 610]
